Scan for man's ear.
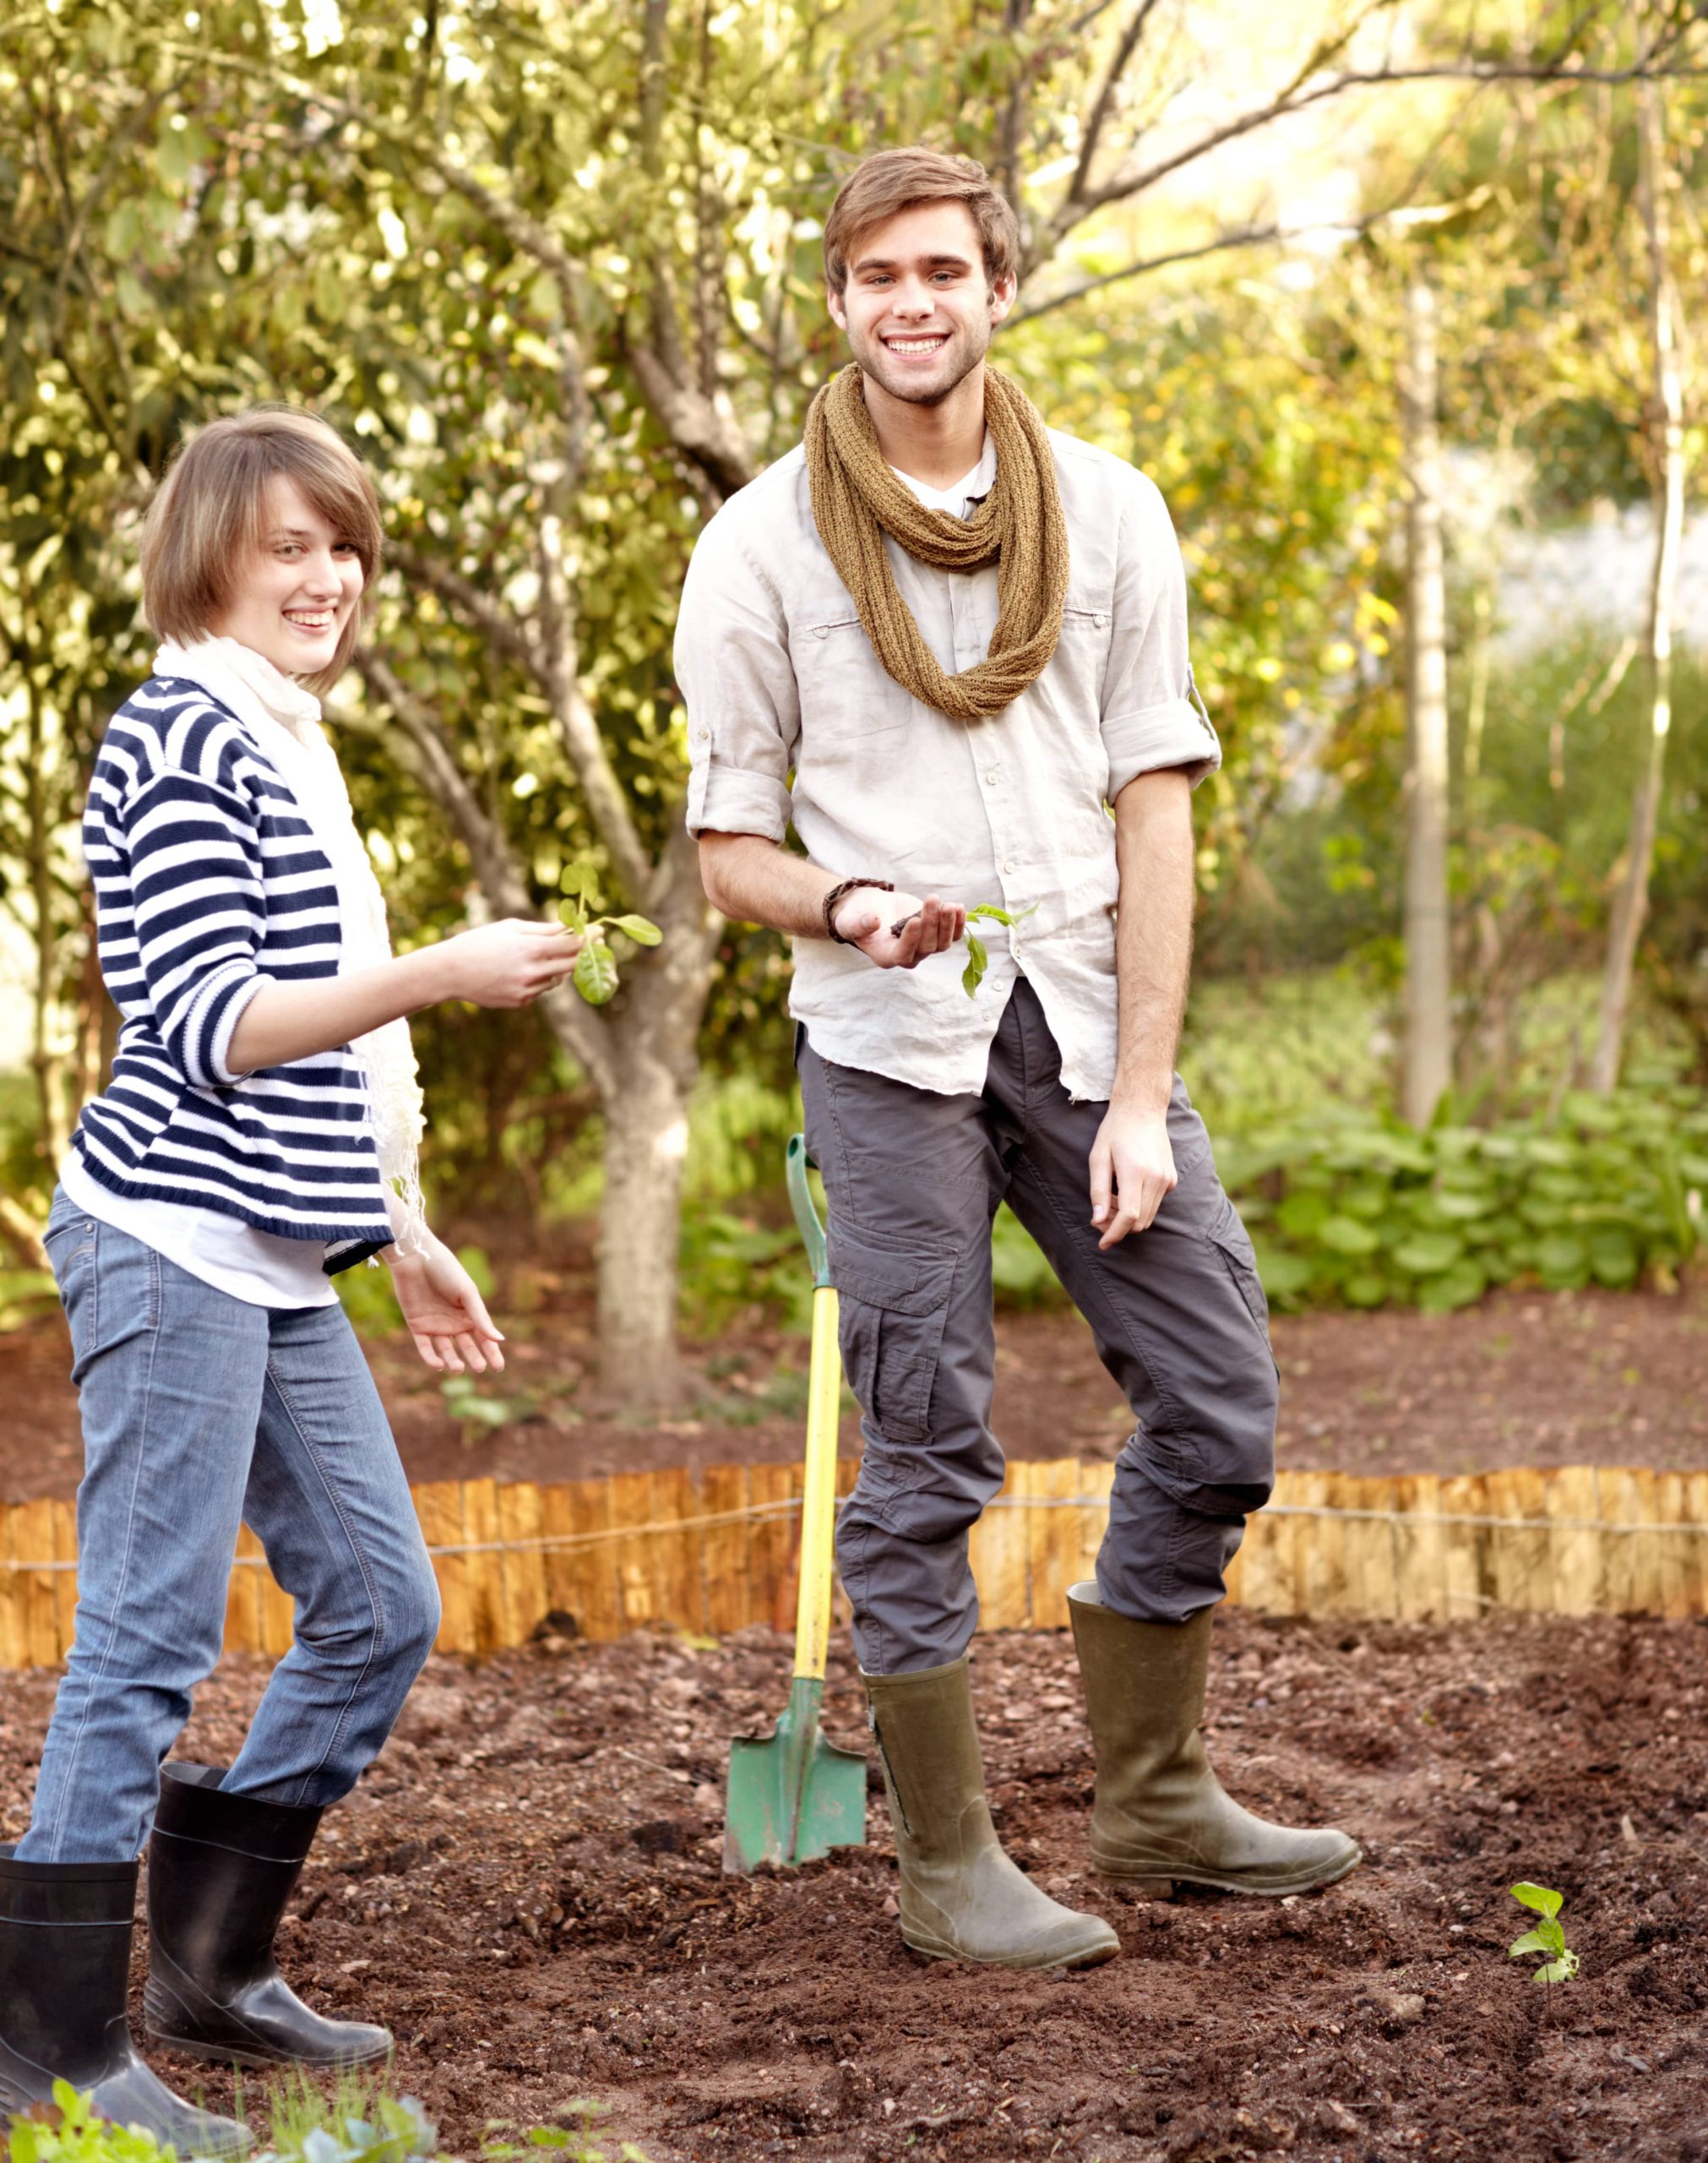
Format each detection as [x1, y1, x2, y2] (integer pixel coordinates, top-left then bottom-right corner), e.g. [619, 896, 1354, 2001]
[826, 281, 847, 330]
[988, 270, 1018, 329]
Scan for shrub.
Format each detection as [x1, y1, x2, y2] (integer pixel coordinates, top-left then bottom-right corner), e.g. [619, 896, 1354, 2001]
[1222, 1082, 1706, 1312]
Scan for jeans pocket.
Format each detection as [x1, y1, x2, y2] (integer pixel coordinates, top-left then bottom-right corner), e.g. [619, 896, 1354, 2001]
[55, 1220, 161, 1381]
[830, 1223, 957, 1446]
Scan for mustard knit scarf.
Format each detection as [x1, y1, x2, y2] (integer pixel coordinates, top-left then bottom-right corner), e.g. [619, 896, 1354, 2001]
[803, 363, 1070, 722]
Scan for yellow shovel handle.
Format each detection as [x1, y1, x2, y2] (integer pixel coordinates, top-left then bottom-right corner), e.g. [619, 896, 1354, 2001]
[793, 1283, 841, 1681]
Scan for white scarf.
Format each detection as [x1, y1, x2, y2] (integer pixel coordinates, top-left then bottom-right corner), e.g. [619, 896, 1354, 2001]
[154, 637, 427, 1251]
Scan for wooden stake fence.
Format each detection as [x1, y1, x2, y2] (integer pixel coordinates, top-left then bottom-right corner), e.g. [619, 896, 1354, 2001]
[0, 1460, 1702, 1668]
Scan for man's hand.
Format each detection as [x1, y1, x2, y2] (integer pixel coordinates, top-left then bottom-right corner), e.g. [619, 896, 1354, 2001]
[387, 1235, 507, 1373]
[1088, 1098, 1178, 1249]
[833, 886, 966, 970]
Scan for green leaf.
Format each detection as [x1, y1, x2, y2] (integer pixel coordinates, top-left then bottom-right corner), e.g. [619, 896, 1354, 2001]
[574, 935, 620, 1005]
[1391, 1230, 1466, 1274]
[962, 931, 988, 998]
[1534, 1953, 1579, 1985]
[966, 901, 1038, 929]
[1415, 1259, 1487, 1313]
[606, 913, 663, 946]
[1341, 1270, 1390, 1308]
[1509, 1882, 1564, 1921]
[1317, 1214, 1381, 1256]
[557, 897, 588, 934]
[1508, 1928, 1551, 1958]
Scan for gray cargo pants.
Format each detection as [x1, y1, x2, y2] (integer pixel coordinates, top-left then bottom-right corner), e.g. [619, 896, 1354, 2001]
[798, 977, 1279, 1675]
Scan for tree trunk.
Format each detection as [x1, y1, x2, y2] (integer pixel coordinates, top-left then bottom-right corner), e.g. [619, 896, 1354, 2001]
[1401, 275, 1453, 1127]
[596, 1035, 694, 1409]
[1589, 84, 1685, 1095]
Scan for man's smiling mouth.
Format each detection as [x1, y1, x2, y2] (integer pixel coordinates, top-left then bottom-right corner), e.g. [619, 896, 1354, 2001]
[884, 334, 948, 356]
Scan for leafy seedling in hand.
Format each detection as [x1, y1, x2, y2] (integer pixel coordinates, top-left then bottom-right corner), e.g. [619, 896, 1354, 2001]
[959, 902, 1038, 997]
[557, 863, 661, 1007]
[1509, 1882, 1580, 1986]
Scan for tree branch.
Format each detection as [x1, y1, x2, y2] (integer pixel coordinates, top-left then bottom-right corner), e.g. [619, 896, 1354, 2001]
[1046, 41, 1707, 251]
[340, 659, 618, 1098]
[1012, 190, 1490, 323]
[388, 541, 545, 678]
[624, 341, 757, 497]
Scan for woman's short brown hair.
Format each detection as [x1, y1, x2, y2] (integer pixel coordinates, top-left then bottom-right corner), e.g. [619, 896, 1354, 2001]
[824, 147, 1021, 295]
[140, 407, 383, 695]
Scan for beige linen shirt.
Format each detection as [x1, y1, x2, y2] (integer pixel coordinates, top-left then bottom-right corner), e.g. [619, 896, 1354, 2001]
[677, 426, 1220, 1101]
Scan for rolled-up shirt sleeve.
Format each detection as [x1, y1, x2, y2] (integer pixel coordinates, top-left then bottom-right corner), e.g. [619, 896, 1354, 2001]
[1100, 471, 1221, 799]
[677, 509, 800, 842]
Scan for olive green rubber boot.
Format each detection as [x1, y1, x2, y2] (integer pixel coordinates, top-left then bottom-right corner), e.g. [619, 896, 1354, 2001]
[1069, 1583, 1362, 1896]
[864, 1655, 1119, 1970]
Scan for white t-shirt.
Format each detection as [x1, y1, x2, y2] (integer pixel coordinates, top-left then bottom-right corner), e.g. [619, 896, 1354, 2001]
[59, 1152, 336, 1309]
[889, 431, 996, 515]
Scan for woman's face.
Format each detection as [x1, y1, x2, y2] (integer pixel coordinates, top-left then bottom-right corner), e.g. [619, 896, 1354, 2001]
[209, 475, 364, 678]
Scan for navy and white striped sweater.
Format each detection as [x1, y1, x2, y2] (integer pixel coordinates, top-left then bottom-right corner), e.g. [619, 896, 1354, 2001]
[70, 674, 393, 1270]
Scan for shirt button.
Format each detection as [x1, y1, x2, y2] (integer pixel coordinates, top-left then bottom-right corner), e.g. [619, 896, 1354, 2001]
[983, 770, 999, 786]
[1003, 860, 1014, 874]
[1095, 613, 1109, 629]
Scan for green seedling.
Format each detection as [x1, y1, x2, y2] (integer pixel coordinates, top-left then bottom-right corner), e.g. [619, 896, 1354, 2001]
[556, 863, 662, 1007]
[959, 902, 1038, 997]
[442, 1373, 530, 1446]
[1508, 1881, 1580, 1985]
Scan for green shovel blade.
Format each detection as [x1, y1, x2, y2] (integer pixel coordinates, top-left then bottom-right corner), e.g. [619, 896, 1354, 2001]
[722, 1675, 868, 1872]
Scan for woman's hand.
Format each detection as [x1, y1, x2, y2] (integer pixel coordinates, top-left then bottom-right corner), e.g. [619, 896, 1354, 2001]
[387, 1235, 506, 1373]
[438, 919, 583, 1008]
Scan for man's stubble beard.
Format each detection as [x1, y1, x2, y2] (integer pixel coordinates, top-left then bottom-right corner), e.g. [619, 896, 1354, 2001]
[849, 315, 992, 410]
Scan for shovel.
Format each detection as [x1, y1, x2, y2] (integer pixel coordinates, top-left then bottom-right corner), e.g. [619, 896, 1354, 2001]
[722, 1134, 868, 1872]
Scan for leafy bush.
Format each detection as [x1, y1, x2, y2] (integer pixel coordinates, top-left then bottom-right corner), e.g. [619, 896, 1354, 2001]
[1221, 1082, 1707, 1312]
[980, 1081, 1706, 1316]
[678, 1210, 813, 1336]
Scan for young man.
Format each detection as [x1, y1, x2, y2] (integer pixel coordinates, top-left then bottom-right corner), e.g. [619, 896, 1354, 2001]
[678, 147, 1359, 1971]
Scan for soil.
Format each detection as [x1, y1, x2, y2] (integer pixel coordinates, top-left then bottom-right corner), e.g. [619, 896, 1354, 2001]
[3, 1270, 1706, 1501]
[1, 1612, 1702, 2162]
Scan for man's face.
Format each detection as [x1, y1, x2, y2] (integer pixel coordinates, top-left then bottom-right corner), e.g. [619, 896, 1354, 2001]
[828, 200, 1015, 408]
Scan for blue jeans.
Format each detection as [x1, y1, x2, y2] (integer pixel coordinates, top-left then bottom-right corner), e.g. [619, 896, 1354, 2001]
[18, 1194, 441, 1863]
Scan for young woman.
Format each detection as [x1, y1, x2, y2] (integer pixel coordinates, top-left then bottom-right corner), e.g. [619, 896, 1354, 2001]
[0, 409, 578, 2152]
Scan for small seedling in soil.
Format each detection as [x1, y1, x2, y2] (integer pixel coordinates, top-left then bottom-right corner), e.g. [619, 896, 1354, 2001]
[959, 902, 1038, 996]
[442, 1373, 530, 1447]
[557, 863, 662, 1006]
[1509, 1881, 1580, 1985]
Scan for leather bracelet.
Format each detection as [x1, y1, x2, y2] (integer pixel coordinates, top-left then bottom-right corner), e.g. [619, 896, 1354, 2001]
[824, 876, 894, 945]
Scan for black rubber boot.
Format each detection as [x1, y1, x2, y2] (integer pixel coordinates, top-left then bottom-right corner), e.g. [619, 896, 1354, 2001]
[0, 1846, 250, 2155]
[145, 1763, 390, 2070]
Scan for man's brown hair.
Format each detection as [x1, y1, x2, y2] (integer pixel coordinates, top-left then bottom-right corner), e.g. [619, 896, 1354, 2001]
[823, 147, 1020, 295]
[140, 406, 383, 695]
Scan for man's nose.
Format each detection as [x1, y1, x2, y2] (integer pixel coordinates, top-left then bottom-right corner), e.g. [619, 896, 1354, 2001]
[890, 277, 937, 319]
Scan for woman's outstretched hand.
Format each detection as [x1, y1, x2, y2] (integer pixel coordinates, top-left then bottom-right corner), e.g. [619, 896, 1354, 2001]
[387, 1235, 506, 1373]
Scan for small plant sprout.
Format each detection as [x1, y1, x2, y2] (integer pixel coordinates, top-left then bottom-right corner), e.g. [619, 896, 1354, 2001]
[556, 863, 662, 1006]
[959, 902, 1038, 997]
[1508, 1882, 1580, 1985]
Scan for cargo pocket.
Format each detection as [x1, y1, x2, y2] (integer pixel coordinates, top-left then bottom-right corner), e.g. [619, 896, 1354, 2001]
[1207, 1191, 1276, 1362]
[830, 1224, 958, 1446]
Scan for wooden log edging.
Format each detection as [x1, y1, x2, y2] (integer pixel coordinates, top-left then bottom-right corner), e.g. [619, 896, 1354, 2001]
[0, 1461, 1700, 1667]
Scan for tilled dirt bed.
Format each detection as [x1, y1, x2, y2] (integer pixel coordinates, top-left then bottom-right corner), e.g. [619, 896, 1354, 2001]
[3, 1615, 1705, 2162]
